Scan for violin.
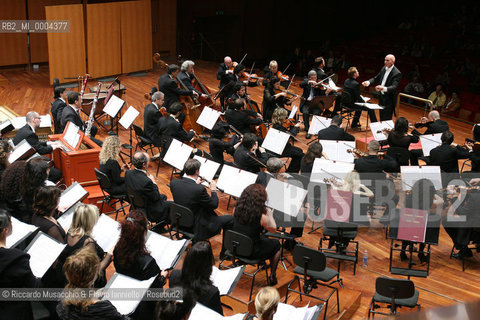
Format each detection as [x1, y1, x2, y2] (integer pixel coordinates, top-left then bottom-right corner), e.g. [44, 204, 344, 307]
[239, 72, 264, 83]
[414, 118, 434, 128]
[275, 87, 301, 101]
[275, 71, 289, 82]
[347, 148, 385, 158]
[376, 128, 392, 135]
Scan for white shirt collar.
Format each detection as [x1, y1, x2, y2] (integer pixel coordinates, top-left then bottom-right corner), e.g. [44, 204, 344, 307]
[69, 104, 79, 113]
[153, 102, 159, 110]
[385, 65, 394, 72]
[60, 97, 65, 103]
[28, 123, 36, 133]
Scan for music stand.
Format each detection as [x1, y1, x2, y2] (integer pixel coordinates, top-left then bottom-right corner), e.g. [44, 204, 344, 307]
[118, 106, 140, 164]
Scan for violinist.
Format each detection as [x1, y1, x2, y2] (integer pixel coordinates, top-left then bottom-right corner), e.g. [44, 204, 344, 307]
[208, 121, 241, 165]
[387, 117, 421, 165]
[158, 102, 195, 154]
[177, 60, 208, 100]
[225, 98, 264, 134]
[233, 133, 269, 173]
[216, 56, 236, 108]
[223, 64, 258, 102]
[412, 110, 450, 135]
[262, 77, 291, 122]
[428, 131, 470, 173]
[262, 60, 289, 86]
[271, 108, 305, 173]
[317, 115, 355, 141]
[299, 70, 323, 138]
[353, 140, 397, 174]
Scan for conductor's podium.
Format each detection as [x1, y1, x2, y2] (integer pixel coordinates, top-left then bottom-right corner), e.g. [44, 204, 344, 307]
[49, 133, 101, 187]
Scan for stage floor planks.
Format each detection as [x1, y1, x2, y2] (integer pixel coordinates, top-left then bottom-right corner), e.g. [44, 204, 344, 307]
[1, 61, 479, 319]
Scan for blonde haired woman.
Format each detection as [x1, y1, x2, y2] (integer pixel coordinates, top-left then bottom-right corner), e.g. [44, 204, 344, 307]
[99, 135, 126, 194]
[54, 204, 113, 288]
[57, 246, 128, 319]
[245, 286, 280, 320]
[333, 170, 374, 198]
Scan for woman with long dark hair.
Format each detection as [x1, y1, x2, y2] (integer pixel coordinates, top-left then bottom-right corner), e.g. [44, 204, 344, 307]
[300, 141, 327, 174]
[0, 161, 28, 222]
[233, 184, 281, 285]
[169, 241, 222, 314]
[31, 186, 65, 243]
[387, 116, 421, 165]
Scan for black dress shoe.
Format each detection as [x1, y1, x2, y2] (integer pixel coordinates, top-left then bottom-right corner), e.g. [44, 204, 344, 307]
[305, 133, 312, 139]
[400, 251, 408, 261]
[452, 252, 465, 260]
[351, 123, 361, 129]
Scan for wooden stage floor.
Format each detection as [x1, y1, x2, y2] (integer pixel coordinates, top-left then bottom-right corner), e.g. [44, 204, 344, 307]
[1, 61, 479, 319]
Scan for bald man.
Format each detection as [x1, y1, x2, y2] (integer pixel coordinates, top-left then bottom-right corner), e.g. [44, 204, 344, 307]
[362, 54, 402, 121]
[412, 110, 450, 135]
[216, 56, 236, 108]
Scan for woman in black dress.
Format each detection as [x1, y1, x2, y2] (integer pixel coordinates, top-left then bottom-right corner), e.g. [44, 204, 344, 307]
[262, 77, 290, 122]
[0, 161, 29, 222]
[245, 286, 280, 320]
[169, 241, 223, 315]
[387, 117, 421, 165]
[300, 141, 326, 175]
[0, 140, 12, 183]
[0, 209, 41, 320]
[31, 186, 65, 243]
[57, 246, 128, 320]
[233, 184, 281, 284]
[99, 135, 127, 195]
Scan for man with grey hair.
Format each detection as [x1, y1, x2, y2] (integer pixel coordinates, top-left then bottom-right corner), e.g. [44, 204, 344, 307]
[412, 110, 449, 135]
[299, 70, 323, 138]
[362, 54, 402, 121]
[178, 60, 207, 100]
[13, 111, 59, 155]
[144, 90, 165, 147]
[216, 56, 236, 108]
[255, 157, 285, 186]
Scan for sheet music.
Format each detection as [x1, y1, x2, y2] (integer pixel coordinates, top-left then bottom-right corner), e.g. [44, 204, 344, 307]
[288, 105, 298, 119]
[57, 203, 79, 231]
[308, 116, 332, 135]
[360, 95, 370, 102]
[266, 178, 308, 217]
[145, 231, 188, 270]
[58, 182, 88, 213]
[189, 303, 246, 320]
[0, 119, 14, 134]
[11, 116, 26, 129]
[8, 139, 34, 163]
[370, 120, 394, 141]
[273, 303, 320, 320]
[119, 106, 140, 129]
[193, 155, 220, 182]
[419, 133, 442, 156]
[400, 166, 442, 191]
[355, 102, 384, 110]
[6, 217, 38, 248]
[310, 158, 355, 184]
[105, 273, 156, 315]
[39, 114, 52, 128]
[261, 127, 290, 155]
[163, 139, 193, 170]
[328, 78, 341, 91]
[26, 232, 66, 278]
[63, 122, 81, 149]
[92, 214, 121, 252]
[217, 164, 258, 197]
[319, 140, 355, 163]
[103, 94, 125, 118]
[210, 266, 244, 296]
[196, 106, 222, 130]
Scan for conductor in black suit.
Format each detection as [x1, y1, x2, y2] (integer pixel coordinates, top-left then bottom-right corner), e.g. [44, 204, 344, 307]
[144, 91, 165, 147]
[317, 115, 355, 141]
[51, 87, 68, 134]
[125, 151, 171, 223]
[170, 159, 234, 245]
[60, 91, 102, 146]
[362, 54, 402, 121]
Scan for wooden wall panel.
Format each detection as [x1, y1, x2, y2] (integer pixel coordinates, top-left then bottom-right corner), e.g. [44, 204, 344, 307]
[46, 4, 86, 84]
[86, 2, 121, 78]
[0, 0, 28, 66]
[152, 0, 176, 56]
[120, 0, 152, 73]
[28, 0, 56, 63]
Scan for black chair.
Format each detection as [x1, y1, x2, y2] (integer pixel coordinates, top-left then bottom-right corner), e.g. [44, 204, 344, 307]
[319, 220, 359, 275]
[286, 245, 341, 320]
[132, 124, 159, 156]
[386, 147, 410, 171]
[338, 91, 356, 131]
[220, 230, 270, 301]
[94, 168, 129, 221]
[368, 277, 420, 318]
[169, 203, 195, 240]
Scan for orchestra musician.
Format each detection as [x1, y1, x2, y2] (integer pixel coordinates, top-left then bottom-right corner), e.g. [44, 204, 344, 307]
[353, 140, 397, 174]
[317, 115, 355, 141]
[216, 56, 236, 108]
[299, 70, 323, 138]
[225, 98, 264, 134]
[270, 108, 305, 173]
[311, 57, 342, 117]
[177, 60, 208, 100]
[229, 82, 260, 113]
[51, 86, 68, 134]
[144, 91, 165, 148]
[233, 133, 268, 173]
[362, 54, 402, 121]
[300, 141, 328, 175]
[344, 67, 378, 127]
[412, 110, 450, 135]
[222, 63, 258, 104]
[262, 77, 291, 122]
[428, 131, 470, 173]
[158, 102, 195, 154]
[387, 116, 421, 165]
[262, 60, 288, 86]
[208, 121, 241, 165]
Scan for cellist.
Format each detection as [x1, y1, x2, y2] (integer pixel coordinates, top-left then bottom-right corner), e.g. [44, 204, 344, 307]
[229, 82, 261, 115]
[225, 98, 264, 135]
[177, 60, 208, 100]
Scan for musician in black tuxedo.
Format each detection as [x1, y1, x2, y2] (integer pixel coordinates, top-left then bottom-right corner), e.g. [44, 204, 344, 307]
[317, 115, 355, 141]
[144, 91, 165, 147]
[429, 131, 470, 173]
[229, 82, 261, 112]
[158, 102, 195, 154]
[299, 70, 323, 138]
[233, 133, 269, 173]
[216, 56, 236, 109]
[177, 60, 208, 99]
[51, 86, 68, 134]
[412, 110, 450, 135]
[354, 140, 397, 174]
[362, 54, 402, 121]
[157, 64, 196, 112]
[60, 91, 102, 146]
[125, 151, 171, 223]
[225, 98, 263, 134]
[170, 159, 234, 243]
[345, 67, 378, 127]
